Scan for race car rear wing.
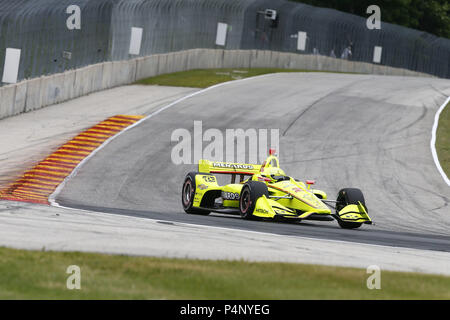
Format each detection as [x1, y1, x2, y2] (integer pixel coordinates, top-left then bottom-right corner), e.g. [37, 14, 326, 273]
[198, 159, 261, 176]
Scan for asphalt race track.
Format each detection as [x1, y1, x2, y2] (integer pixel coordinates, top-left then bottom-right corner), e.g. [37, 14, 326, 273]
[56, 73, 450, 252]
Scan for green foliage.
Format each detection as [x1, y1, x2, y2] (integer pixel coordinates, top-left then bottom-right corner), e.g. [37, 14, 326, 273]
[293, 0, 450, 38]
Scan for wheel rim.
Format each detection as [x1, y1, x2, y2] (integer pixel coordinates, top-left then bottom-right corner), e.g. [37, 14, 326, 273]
[240, 189, 251, 213]
[183, 180, 192, 207]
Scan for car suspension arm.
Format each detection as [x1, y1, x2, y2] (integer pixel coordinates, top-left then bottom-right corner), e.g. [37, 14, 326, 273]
[322, 199, 337, 209]
[269, 195, 293, 200]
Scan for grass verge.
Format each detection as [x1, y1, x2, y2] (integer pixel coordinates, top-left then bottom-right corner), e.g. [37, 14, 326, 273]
[0, 246, 449, 299]
[436, 100, 450, 177]
[135, 68, 352, 88]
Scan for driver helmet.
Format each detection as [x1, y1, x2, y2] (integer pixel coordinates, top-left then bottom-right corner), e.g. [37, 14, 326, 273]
[260, 166, 286, 182]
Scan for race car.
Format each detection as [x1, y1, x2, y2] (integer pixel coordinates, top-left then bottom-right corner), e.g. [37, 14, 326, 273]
[181, 149, 372, 229]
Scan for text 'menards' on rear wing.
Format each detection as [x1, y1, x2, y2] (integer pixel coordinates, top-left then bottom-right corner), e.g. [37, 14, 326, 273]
[198, 159, 262, 176]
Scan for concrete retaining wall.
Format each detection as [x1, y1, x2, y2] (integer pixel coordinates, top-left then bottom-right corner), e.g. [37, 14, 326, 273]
[0, 49, 432, 120]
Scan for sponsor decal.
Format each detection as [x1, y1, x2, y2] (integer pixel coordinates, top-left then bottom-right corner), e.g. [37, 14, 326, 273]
[202, 176, 216, 183]
[198, 184, 208, 190]
[213, 163, 255, 170]
[222, 191, 240, 200]
[256, 208, 269, 214]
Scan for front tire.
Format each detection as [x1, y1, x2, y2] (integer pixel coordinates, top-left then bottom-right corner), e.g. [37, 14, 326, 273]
[182, 172, 210, 215]
[239, 181, 269, 220]
[336, 188, 366, 229]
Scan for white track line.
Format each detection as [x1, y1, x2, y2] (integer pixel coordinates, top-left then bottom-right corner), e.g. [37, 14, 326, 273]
[430, 96, 450, 186]
[49, 73, 276, 206]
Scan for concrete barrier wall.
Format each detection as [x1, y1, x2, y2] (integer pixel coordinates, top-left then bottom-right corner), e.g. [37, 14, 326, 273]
[0, 49, 432, 120]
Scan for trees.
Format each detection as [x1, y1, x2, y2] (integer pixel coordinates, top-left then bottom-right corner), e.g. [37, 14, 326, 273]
[292, 0, 450, 38]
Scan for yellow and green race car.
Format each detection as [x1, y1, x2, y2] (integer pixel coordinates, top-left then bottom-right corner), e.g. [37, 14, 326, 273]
[181, 150, 372, 229]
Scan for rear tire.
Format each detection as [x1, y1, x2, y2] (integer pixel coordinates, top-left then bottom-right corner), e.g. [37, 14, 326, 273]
[239, 181, 269, 220]
[182, 172, 210, 215]
[336, 188, 366, 229]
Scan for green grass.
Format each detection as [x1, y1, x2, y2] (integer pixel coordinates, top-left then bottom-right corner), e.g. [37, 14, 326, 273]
[436, 100, 450, 177]
[135, 68, 352, 88]
[0, 247, 449, 299]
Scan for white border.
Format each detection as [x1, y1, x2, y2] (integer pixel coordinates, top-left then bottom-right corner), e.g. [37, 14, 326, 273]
[430, 96, 450, 186]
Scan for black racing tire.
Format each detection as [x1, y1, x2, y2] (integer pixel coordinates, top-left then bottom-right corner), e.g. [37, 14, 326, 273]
[239, 181, 269, 220]
[336, 188, 367, 229]
[181, 172, 210, 215]
[337, 220, 362, 229]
